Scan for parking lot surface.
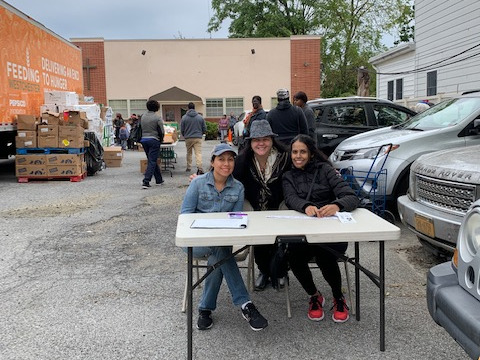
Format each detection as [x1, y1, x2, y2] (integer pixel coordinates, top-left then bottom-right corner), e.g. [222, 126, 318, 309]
[0, 140, 468, 359]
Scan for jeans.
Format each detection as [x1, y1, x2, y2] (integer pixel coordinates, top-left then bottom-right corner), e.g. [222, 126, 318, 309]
[141, 138, 163, 184]
[186, 246, 250, 311]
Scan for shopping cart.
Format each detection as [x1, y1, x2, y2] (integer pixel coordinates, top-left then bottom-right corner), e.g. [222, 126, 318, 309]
[340, 144, 395, 223]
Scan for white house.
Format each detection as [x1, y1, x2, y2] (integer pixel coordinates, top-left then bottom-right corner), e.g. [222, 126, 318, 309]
[370, 0, 480, 108]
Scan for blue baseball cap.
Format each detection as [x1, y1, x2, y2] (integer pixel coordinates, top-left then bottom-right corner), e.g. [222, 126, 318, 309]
[211, 143, 237, 157]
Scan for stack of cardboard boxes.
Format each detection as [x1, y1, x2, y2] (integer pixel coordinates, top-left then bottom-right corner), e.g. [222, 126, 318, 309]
[14, 112, 88, 178]
[103, 146, 123, 167]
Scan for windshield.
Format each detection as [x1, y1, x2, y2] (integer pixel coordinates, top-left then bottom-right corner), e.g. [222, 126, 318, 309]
[398, 97, 480, 130]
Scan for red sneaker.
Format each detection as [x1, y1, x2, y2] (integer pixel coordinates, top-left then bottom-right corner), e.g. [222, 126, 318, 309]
[308, 295, 325, 321]
[332, 297, 349, 323]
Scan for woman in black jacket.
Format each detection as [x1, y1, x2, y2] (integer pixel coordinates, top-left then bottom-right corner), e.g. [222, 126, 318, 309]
[282, 134, 359, 323]
[233, 120, 290, 290]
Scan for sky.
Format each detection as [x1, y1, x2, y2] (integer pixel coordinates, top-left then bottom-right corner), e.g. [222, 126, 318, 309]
[6, 0, 231, 40]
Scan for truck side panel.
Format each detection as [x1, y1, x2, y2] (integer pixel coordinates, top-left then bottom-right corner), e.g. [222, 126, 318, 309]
[0, 3, 83, 132]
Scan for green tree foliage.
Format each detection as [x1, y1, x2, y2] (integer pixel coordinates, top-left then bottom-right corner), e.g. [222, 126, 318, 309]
[208, 0, 410, 97]
[393, 3, 415, 45]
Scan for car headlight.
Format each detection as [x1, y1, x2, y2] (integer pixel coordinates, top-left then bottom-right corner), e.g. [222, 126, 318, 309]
[351, 144, 399, 160]
[458, 205, 480, 260]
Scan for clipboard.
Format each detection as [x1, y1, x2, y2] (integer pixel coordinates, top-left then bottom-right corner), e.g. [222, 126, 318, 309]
[190, 217, 248, 229]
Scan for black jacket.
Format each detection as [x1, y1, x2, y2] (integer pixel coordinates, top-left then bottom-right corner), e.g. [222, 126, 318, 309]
[233, 148, 290, 211]
[282, 160, 359, 213]
[267, 101, 308, 144]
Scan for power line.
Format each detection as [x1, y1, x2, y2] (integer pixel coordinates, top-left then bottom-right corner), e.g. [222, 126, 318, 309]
[371, 42, 480, 75]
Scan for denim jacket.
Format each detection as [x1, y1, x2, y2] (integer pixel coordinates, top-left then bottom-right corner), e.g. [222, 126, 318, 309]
[181, 170, 244, 214]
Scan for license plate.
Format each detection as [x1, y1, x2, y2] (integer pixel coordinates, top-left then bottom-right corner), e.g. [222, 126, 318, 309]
[414, 214, 435, 238]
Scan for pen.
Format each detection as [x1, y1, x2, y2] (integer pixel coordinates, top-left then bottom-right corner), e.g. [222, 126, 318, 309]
[228, 212, 248, 216]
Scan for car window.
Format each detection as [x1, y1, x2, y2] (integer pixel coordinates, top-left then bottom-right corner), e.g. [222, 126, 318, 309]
[401, 97, 480, 130]
[325, 105, 367, 126]
[373, 105, 411, 126]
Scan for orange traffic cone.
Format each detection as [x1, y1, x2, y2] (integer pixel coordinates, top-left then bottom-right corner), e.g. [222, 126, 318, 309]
[227, 129, 233, 143]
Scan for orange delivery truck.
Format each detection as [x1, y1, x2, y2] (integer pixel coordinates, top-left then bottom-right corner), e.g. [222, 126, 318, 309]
[0, 0, 83, 158]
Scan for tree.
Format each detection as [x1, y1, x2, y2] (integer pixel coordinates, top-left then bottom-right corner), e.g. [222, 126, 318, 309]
[208, 0, 410, 97]
[393, 2, 415, 45]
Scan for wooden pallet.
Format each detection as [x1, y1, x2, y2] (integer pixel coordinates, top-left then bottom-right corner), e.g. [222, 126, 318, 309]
[16, 147, 85, 155]
[17, 172, 87, 183]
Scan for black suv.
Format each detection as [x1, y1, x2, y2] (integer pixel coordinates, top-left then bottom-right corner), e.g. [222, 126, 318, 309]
[308, 97, 416, 156]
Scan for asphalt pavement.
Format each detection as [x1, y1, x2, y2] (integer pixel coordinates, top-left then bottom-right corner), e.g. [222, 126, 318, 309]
[0, 140, 469, 360]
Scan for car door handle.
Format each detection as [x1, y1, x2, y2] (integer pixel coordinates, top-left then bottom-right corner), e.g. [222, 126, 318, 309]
[322, 134, 338, 139]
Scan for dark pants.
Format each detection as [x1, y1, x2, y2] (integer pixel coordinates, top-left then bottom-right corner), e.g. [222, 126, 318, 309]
[141, 138, 163, 184]
[288, 242, 347, 299]
[253, 244, 276, 276]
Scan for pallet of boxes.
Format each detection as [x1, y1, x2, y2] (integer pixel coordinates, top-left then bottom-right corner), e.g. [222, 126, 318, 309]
[15, 110, 88, 183]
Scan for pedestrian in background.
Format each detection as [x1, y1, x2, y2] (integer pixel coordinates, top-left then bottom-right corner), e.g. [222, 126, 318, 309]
[293, 91, 316, 144]
[140, 100, 164, 189]
[267, 89, 308, 146]
[181, 102, 206, 174]
[113, 113, 125, 145]
[219, 114, 229, 142]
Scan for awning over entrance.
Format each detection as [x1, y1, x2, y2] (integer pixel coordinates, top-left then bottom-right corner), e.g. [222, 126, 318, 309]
[149, 86, 202, 103]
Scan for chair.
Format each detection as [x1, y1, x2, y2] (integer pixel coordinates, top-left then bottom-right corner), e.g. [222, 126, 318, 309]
[181, 245, 255, 313]
[283, 253, 355, 319]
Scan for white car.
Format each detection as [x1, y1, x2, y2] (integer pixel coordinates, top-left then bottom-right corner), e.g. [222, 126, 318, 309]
[329, 91, 480, 203]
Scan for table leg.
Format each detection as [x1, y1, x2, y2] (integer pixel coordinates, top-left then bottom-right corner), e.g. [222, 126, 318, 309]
[187, 247, 193, 360]
[379, 241, 385, 351]
[355, 242, 360, 321]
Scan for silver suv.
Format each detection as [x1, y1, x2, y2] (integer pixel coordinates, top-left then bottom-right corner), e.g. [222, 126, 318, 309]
[329, 91, 480, 203]
[427, 199, 480, 359]
[398, 145, 480, 256]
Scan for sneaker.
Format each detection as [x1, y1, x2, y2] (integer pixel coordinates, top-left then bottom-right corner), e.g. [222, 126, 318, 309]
[185, 168, 191, 172]
[142, 182, 151, 189]
[197, 310, 213, 330]
[155, 180, 165, 185]
[196, 169, 204, 175]
[308, 295, 325, 321]
[332, 297, 349, 323]
[241, 302, 268, 331]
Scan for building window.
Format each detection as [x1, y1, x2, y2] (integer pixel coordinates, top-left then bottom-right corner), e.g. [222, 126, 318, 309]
[206, 98, 223, 117]
[387, 81, 394, 101]
[225, 98, 244, 118]
[108, 100, 128, 118]
[395, 79, 403, 100]
[129, 99, 147, 116]
[427, 71, 437, 96]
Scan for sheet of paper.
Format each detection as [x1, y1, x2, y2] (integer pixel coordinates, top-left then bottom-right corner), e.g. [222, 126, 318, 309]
[190, 217, 248, 229]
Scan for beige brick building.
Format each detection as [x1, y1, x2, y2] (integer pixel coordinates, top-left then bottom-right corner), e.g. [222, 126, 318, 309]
[72, 36, 321, 123]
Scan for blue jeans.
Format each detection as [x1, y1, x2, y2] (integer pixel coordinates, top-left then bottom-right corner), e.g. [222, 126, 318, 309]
[186, 246, 250, 311]
[141, 138, 163, 184]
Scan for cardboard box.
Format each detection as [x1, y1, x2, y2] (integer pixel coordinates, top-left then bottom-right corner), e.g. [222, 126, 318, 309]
[44, 91, 79, 106]
[63, 111, 89, 129]
[15, 114, 38, 130]
[17, 130, 36, 138]
[58, 126, 84, 148]
[15, 164, 47, 177]
[16, 155, 47, 165]
[15, 136, 36, 148]
[38, 124, 59, 136]
[140, 159, 162, 173]
[46, 164, 83, 176]
[41, 112, 61, 125]
[104, 158, 122, 167]
[103, 146, 123, 160]
[37, 135, 58, 148]
[46, 154, 83, 165]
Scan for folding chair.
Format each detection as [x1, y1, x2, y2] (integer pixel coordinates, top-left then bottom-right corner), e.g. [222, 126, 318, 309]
[181, 245, 255, 312]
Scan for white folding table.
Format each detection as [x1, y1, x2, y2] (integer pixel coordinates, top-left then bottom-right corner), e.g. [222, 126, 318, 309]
[175, 209, 401, 360]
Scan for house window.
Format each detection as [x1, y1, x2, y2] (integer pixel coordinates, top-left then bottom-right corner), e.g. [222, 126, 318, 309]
[129, 99, 147, 116]
[206, 98, 223, 117]
[387, 81, 394, 101]
[108, 100, 128, 118]
[427, 71, 437, 96]
[395, 79, 403, 100]
[225, 98, 244, 118]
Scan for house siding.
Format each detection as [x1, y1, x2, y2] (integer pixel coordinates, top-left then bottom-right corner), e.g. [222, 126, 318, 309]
[371, 0, 480, 107]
